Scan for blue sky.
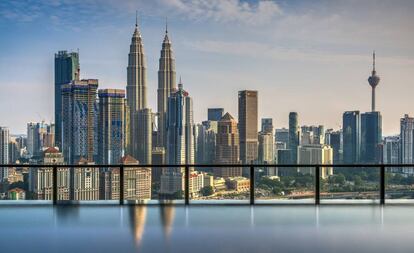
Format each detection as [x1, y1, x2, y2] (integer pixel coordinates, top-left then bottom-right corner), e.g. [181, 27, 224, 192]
[1, 0, 414, 134]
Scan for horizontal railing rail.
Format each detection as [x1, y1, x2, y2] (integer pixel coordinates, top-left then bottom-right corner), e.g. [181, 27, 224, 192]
[0, 163, 412, 205]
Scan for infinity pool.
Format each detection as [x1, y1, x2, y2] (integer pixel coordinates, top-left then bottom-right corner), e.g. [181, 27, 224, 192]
[0, 205, 413, 252]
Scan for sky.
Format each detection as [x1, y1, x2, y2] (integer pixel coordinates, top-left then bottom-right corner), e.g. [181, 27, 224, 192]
[0, 0, 413, 135]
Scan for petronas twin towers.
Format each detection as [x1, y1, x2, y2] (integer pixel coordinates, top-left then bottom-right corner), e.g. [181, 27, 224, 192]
[126, 18, 176, 164]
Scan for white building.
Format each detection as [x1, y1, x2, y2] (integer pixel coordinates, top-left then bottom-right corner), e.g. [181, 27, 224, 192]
[298, 144, 333, 179]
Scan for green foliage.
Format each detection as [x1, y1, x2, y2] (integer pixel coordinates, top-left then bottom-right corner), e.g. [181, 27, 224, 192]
[201, 186, 214, 196]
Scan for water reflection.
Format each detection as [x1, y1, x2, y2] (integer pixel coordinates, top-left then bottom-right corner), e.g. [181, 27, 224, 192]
[160, 204, 175, 240]
[128, 206, 147, 247]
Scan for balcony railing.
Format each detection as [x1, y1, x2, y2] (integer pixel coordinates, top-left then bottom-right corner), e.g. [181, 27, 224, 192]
[1, 164, 414, 205]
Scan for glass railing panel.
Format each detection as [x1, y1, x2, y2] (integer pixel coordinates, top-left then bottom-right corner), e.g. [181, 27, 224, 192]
[255, 166, 315, 204]
[190, 166, 250, 204]
[320, 166, 380, 203]
[385, 165, 414, 202]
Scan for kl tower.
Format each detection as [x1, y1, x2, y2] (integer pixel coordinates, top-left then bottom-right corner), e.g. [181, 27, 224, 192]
[368, 51, 380, 112]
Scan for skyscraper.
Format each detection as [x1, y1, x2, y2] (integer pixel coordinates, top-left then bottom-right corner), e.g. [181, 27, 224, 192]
[98, 89, 127, 164]
[261, 118, 273, 134]
[342, 111, 361, 164]
[166, 80, 194, 165]
[55, 51, 80, 150]
[0, 127, 10, 181]
[368, 52, 380, 112]
[26, 121, 50, 158]
[126, 17, 151, 164]
[214, 113, 241, 178]
[288, 112, 300, 164]
[400, 114, 414, 173]
[325, 129, 342, 164]
[208, 108, 224, 121]
[238, 90, 258, 164]
[157, 23, 176, 149]
[61, 79, 98, 164]
[361, 112, 382, 163]
[383, 136, 400, 168]
[160, 80, 195, 196]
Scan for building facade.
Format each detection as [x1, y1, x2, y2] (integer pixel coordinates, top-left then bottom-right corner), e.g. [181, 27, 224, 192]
[342, 111, 361, 164]
[0, 127, 10, 181]
[55, 50, 80, 150]
[238, 90, 258, 164]
[61, 79, 98, 164]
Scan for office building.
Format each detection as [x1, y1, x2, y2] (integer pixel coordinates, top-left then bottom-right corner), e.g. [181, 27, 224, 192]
[55, 50, 80, 150]
[342, 111, 361, 164]
[61, 79, 98, 164]
[238, 90, 258, 164]
[288, 112, 300, 164]
[0, 127, 10, 181]
[98, 89, 127, 165]
[208, 108, 224, 121]
[383, 136, 400, 172]
[325, 129, 342, 164]
[157, 24, 176, 149]
[126, 18, 152, 165]
[361, 112, 382, 163]
[214, 113, 241, 177]
[400, 114, 414, 174]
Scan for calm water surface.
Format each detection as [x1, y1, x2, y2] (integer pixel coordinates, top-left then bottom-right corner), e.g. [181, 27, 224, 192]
[0, 205, 413, 252]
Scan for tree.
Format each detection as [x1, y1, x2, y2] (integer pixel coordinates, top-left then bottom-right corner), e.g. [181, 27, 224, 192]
[201, 186, 214, 196]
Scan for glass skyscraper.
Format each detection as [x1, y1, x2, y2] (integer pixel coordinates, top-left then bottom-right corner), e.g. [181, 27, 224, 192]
[361, 111, 382, 163]
[54, 51, 80, 150]
[342, 111, 361, 164]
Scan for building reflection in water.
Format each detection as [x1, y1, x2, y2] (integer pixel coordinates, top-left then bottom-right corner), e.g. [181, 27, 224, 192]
[160, 203, 175, 240]
[128, 206, 147, 248]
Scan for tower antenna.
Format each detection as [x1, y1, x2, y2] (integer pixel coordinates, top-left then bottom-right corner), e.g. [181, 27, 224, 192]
[165, 17, 168, 34]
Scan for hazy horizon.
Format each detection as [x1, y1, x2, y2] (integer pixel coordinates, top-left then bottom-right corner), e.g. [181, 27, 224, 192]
[1, 0, 414, 135]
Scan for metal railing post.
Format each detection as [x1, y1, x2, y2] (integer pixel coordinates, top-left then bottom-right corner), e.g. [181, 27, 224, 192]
[120, 165, 124, 205]
[315, 166, 320, 205]
[53, 166, 57, 205]
[185, 165, 190, 205]
[250, 166, 255, 205]
[380, 165, 385, 205]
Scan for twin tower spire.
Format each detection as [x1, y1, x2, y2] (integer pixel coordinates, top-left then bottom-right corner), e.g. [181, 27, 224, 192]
[126, 14, 177, 161]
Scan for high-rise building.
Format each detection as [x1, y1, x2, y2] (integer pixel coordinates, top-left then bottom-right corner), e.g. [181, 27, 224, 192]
[26, 121, 51, 158]
[342, 111, 361, 164]
[288, 112, 300, 164]
[126, 18, 152, 164]
[29, 147, 70, 200]
[301, 125, 324, 145]
[55, 50, 80, 150]
[298, 144, 333, 179]
[361, 112, 382, 163]
[258, 131, 275, 175]
[261, 118, 273, 134]
[151, 147, 165, 183]
[400, 114, 414, 174]
[98, 89, 127, 164]
[325, 129, 342, 164]
[157, 24, 176, 149]
[238, 90, 258, 164]
[275, 128, 289, 145]
[160, 80, 194, 196]
[61, 79, 98, 164]
[214, 113, 241, 178]
[208, 108, 224, 121]
[368, 52, 380, 112]
[166, 80, 194, 165]
[383, 136, 400, 172]
[0, 127, 10, 181]
[137, 108, 152, 164]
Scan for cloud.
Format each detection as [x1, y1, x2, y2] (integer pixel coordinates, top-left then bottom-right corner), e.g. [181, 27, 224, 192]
[158, 0, 282, 25]
[187, 40, 414, 66]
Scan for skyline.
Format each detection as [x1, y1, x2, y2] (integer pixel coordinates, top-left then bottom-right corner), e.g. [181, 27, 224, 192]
[1, 0, 414, 134]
